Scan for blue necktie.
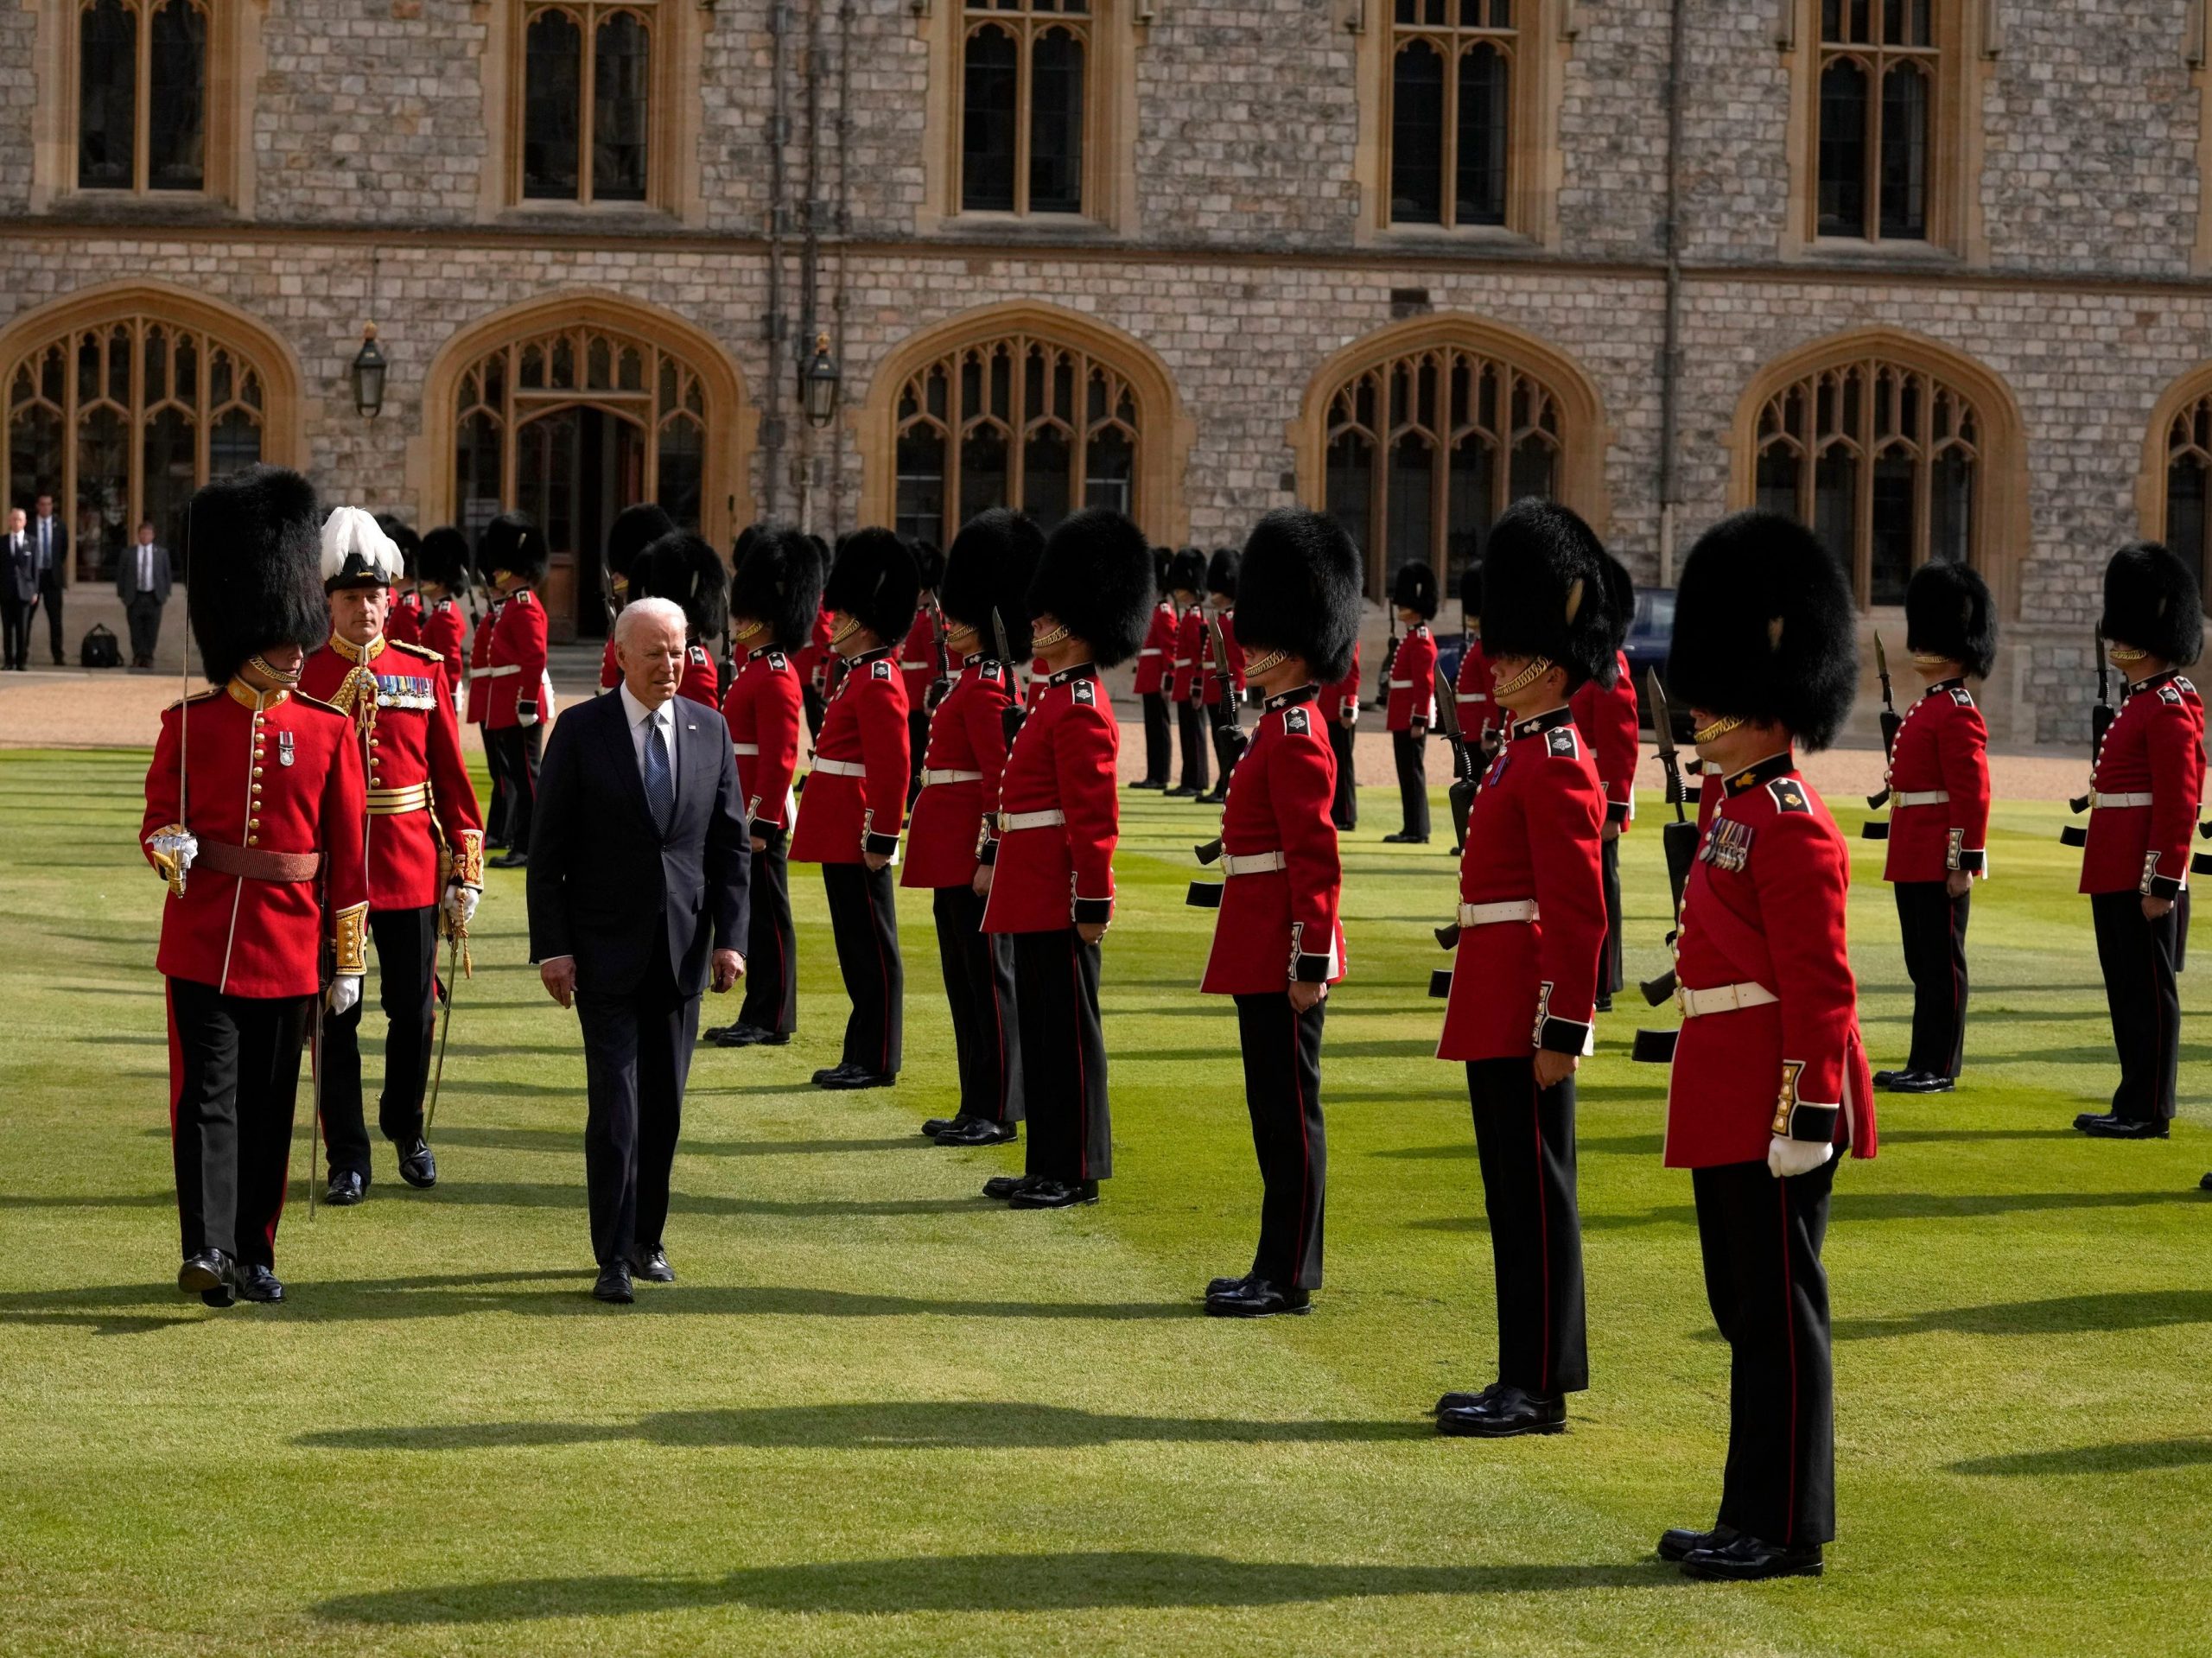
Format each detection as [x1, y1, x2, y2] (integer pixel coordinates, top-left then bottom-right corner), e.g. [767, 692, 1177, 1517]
[645, 712, 673, 833]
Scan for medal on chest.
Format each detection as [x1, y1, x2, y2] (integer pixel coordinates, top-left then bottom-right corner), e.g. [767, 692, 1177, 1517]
[278, 731, 296, 768]
[1702, 816, 1752, 873]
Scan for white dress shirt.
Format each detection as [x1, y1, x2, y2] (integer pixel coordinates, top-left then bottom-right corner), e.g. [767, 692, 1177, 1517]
[619, 680, 679, 797]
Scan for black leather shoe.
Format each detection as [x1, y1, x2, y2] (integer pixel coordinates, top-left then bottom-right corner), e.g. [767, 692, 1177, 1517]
[1889, 1071, 1955, 1094]
[2200, 1171, 2212, 1191]
[1680, 1534, 1823, 1580]
[1206, 1273, 1251, 1299]
[1436, 1386, 1567, 1438]
[237, 1265, 285, 1304]
[2075, 1113, 2170, 1140]
[593, 1262, 634, 1304]
[1434, 1382, 1502, 1417]
[1008, 1178, 1100, 1209]
[1656, 1523, 1735, 1563]
[324, 1170, 367, 1206]
[491, 850, 528, 869]
[178, 1250, 232, 1297]
[937, 1117, 1017, 1147]
[1381, 831, 1429, 845]
[1205, 1278, 1310, 1318]
[982, 1174, 1038, 1201]
[713, 1022, 789, 1048]
[1128, 779, 1166, 791]
[921, 1116, 961, 1137]
[397, 1138, 437, 1188]
[1873, 1069, 1907, 1089]
[1198, 789, 1228, 805]
[1594, 994, 1614, 1013]
[627, 1248, 675, 1284]
[815, 1065, 896, 1090]
[1164, 786, 1198, 798]
[200, 1285, 237, 1308]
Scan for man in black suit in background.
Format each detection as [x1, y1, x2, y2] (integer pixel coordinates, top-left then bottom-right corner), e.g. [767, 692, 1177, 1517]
[117, 519, 174, 669]
[527, 594, 751, 1305]
[30, 491, 68, 666]
[1, 509, 33, 670]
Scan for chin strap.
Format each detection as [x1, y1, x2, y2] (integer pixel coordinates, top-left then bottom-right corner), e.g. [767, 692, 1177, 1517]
[1692, 712, 1746, 745]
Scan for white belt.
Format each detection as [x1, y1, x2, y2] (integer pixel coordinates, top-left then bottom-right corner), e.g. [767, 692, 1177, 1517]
[1220, 850, 1287, 877]
[1678, 981, 1779, 1019]
[811, 758, 867, 778]
[1894, 790, 1949, 807]
[997, 809, 1065, 831]
[1389, 678, 1414, 689]
[732, 742, 760, 756]
[900, 659, 931, 670]
[2094, 791, 2154, 809]
[474, 664, 520, 679]
[923, 768, 983, 786]
[1456, 691, 1485, 703]
[1458, 899, 1536, 927]
[1140, 648, 1162, 657]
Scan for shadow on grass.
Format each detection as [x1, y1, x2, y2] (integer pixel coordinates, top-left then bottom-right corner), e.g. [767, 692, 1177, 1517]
[314, 1550, 1670, 1624]
[1948, 1437, 2212, 1477]
[300, 1400, 1428, 1454]
[1409, 1187, 2196, 1236]
[1836, 1290, 2212, 1342]
[430, 1125, 925, 1158]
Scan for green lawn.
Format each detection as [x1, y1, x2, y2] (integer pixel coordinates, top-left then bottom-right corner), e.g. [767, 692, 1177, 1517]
[2, 746, 2208, 1657]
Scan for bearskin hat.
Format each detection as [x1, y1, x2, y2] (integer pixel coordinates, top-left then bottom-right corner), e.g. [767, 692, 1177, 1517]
[320, 506, 404, 594]
[824, 527, 921, 646]
[1206, 546, 1241, 602]
[417, 526, 471, 591]
[1166, 546, 1209, 599]
[1905, 559, 1998, 680]
[1152, 545, 1173, 594]
[1235, 509, 1361, 685]
[913, 541, 946, 594]
[1477, 499, 1618, 692]
[478, 511, 548, 585]
[1599, 552, 1636, 656]
[942, 508, 1045, 664]
[606, 502, 675, 587]
[2100, 542, 2202, 667]
[375, 514, 421, 580]
[1668, 511, 1858, 751]
[730, 524, 823, 651]
[632, 531, 729, 639]
[1392, 559, 1440, 621]
[1028, 508, 1154, 668]
[1458, 560, 1484, 629]
[184, 465, 327, 686]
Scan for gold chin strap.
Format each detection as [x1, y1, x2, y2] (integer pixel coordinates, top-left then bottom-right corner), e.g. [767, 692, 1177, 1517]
[1693, 713, 1746, 745]
[2108, 645, 2148, 664]
[1031, 621, 1071, 650]
[1242, 647, 1287, 677]
[1910, 652, 1954, 669]
[1493, 656, 1554, 697]
[733, 619, 764, 642]
[829, 615, 861, 646]
[246, 653, 302, 688]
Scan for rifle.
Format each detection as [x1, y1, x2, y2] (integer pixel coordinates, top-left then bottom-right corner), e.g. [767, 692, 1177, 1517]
[1863, 633, 1902, 835]
[991, 607, 1026, 748]
[925, 596, 955, 714]
[1637, 671, 1701, 1017]
[2063, 628, 2113, 846]
[1372, 613, 1399, 712]
[1433, 658, 1478, 856]
[1206, 613, 1249, 767]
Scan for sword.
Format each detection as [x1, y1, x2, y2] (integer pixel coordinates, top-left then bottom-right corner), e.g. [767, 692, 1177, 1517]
[424, 923, 463, 1132]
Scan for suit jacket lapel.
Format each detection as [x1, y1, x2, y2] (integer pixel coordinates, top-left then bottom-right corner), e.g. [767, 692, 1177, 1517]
[602, 692, 657, 829]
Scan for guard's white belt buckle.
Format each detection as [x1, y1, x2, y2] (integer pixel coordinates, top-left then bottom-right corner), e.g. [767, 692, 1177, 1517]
[812, 758, 868, 778]
[997, 809, 1066, 831]
[1457, 899, 1536, 926]
[1676, 981, 1780, 1019]
[1220, 850, 1287, 877]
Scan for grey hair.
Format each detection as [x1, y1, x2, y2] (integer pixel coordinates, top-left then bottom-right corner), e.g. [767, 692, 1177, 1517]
[614, 595, 688, 647]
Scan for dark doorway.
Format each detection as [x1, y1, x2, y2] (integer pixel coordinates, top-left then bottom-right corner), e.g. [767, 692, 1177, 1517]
[515, 404, 647, 644]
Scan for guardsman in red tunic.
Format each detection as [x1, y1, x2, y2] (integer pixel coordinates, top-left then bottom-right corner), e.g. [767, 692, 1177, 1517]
[908, 510, 1039, 1146]
[1323, 637, 1361, 832]
[140, 467, 370, 1308]
[466, 577, 505, 843]
[632, 530, 728, 710]
[899, 544, 949, 803]
[1193, 510, 1357, 1317]
[793, 534, 836, 738]
[2073, 543, 2207, 1139]
[1198, 547, 1248, 804]
[1430, 502, 1612, 1439]
[416, 528, 472, 715]
[1871, 561, 1995, 1094]
[1658, 511, 1876, 1582]
[598, 503, 678, 692]
[1384, 560, 1439, 844]
[979, 509, 1150, 1209]
[709, 525, 820, 1050]
[1453, 564, 1497, 758]
[1166, 548, 1211, 798]
[1571, 559, 1642, 1012]
[480, 513, 550, 866]
[1130, 546, 1178, 790]
[791, 529, 918, 1089]
[381, 517, 423, 646]
[298, 509, 486, 1206]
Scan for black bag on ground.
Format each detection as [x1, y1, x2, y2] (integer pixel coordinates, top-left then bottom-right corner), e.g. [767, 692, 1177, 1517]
[79, 624, 122, 669]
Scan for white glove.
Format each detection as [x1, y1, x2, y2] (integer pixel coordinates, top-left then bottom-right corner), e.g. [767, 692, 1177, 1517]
[1767, 1134, 1834, 1179]
[327, 974, 363, 1016]
[442, 883, 480, 926]
[148, 827, 199, 873]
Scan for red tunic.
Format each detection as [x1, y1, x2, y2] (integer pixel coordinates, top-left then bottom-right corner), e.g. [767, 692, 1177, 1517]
[483, 588, 548, 730]
[141, 683, 371, 999]
[1665, 753, 1878, 1169]
[1200, 610, 1247, 707]
[1386, 625, 1438, 732]
[1132, 600, 1177, 696]
[982, 665, 1119, 935]
[793, 607, 835, 699]
[789, 648, 911, 864]
[898, 606, 942, 708]
[465, 598, 499, 727]
[679, 643, 719, 710]
[1325, 642, 1362, 725]
[1570, 651, 1640, 830]
[1436, 707, 1607, 1061]
[1171, 607, 1206, 704]
[387, 591, 423, 647]
[420, 598, 467, 712]
[2079, 670, 2205, 898]
[1454, 639, 1496, 743]
[721, 645, 805, 839]
[1880, 679, 1992, 883]
[297, 637, 485, 912]
[600, 636, 620, 692]
[1199, 688, 1345, 993]
[903, 657, 1018, 891]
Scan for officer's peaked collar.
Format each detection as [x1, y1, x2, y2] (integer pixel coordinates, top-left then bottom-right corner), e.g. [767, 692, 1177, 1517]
[1509, 704, 1575, 741]
[2123, 668, 2180, 698]
[331, 632, 386, 664]
[1046, 662, 1097, 687]
[1265, 683, 1318, 713]
[1723, 751, 1797, 795]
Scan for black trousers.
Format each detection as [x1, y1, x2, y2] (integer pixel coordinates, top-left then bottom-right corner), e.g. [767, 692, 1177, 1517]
[1140, 690, 1172, 785]
[1894, 880, 1970, 1078]
[1599, 836, 1624, 996]
[1175, 698, 1211, 794]
[823, 861, 903, 1075]
[0, 595, 26, 669]
[321, 905, 440, 1177]
[575, 952, 699, 1266]
[934, 885, 1023, 1121]
[1327, 717, 1357, 830]
[166, 978, 310, 1269]
[906, 708, 931, 804]
[1465, 1057, 1588, 1395]
[39, 581, 61, 661]
[738, 833, 798, 1035]
[1235, 993, 1327, 1289]
[126, 594, 163, 665]
[1693, 1155, 1838, 1549]
[487, 724, 542, 853]
[480, 719, 509, 844]
[1014, 928, 1111, 1182]
[1392, 730, 1430, 839]
[2091, 890, 2181, 1121]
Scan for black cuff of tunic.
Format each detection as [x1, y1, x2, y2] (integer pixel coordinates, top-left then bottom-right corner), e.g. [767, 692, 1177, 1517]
[749, 818, 785, 847]
[1537, 1017, 1591, 1056]
[1072, 897, 1113, 925]
[863, 831, 900, 859]
[518, 700, 537, 719]
[1294, 951, 1333, 983]
[2147, 873, 2185, 900]
[976, 838, 998, 867]
[1954, 848, 1985, 873]
[1605, 801, 1630, 825]
[1788, 1102, 1840, 1144]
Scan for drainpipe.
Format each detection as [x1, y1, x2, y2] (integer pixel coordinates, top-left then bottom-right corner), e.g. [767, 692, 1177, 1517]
[1656, 0, 1687, 586]
[830, 0, 852, 541]
[797, 0, 825, 534]
[762, 0, 792, 522]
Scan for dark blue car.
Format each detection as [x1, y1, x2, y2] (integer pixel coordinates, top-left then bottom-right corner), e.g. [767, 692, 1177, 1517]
[1438, 586, 1681, 733]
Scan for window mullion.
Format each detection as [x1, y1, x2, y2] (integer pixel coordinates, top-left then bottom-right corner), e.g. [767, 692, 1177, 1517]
[1014, 23, 1031, 218]
[1854, 367, 1874, 606]
[944, 359, 963, 548]
[579, 10, 596, 206]
[134, 1, 151, 194]
[1440, 36, 1460, 231]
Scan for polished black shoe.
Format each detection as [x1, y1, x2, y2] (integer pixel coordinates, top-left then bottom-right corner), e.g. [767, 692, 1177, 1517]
[712, 1022, 789, 1048]
[1873, 1068, 1907, 1089]
[592, 1262, 634, 1304]
[1163, 786, 1198, 798]
[1889, 1070, 1955, 1094]
[1206, 1273, 1251, 1299]
[982, 1174, 1039, 1201]
[1381, 831, 1429, 845]
[397, 1137, 438, 1188]
[1594, 994, 1614, 1013]
[937, 1116, 1017, 1147]
[1198, 789, 1228, 805]
[200, 1285, 238, 1308]
[1680, 1533, 1823, 1581]
[178, 1250, 232, 1297]
[236, 1264, 285, 1304]
[2075, 1113, 2170, 1140]
[1128, 778, 1166, 791]
[815, 1064, 896, 1091]
[921, 1115, 961, 1137]
[324, 1170, 367, 1206]
[1433, 1382, 1503, 1417]
[1437, 1386, 1567, 1438]
[1205, 1278, 1310, 1318]
[1657, 1523, 1737, 1564]
[1008, 1178, 1100, 1209]
[491, 850, 528, 869]
[627, 1248, 675, 1284]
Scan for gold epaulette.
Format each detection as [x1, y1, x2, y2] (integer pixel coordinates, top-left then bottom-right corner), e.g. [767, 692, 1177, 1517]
[386, 638, 443, 664]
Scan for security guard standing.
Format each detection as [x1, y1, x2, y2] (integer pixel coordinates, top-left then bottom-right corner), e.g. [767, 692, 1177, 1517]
[1166, 548, 1211, 798]
[466, 569, 505, 845]
[1129, 547, 1178, 791]
[1383, 561, 1439, 844]
[298, 508, 486, 1205]
[416, 528, 471, 712]
[1198, 547, 1246, 804]
[1657, 510, 1876, 1582]
[480, 513, 550, 867]
[1323, 636, 1361, 832]
[140, 467, 370, 1307]
[1570, 556, 1640, 1012]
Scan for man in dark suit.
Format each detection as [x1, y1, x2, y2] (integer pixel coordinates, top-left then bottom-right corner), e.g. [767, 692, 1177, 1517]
[527, 594, 751, 1305]
[1, 508, 34, 670]
[30, 491, 67, 666]
[117, 519, 174, 669]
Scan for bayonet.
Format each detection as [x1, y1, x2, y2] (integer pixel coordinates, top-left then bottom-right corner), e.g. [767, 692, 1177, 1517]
[1866, 632, 1902, 810]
